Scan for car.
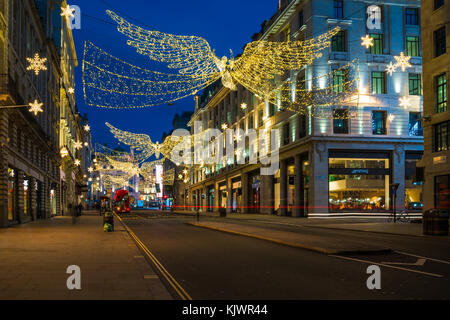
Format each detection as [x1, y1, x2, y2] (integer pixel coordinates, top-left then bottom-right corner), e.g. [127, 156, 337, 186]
[407, 202, 423, 210]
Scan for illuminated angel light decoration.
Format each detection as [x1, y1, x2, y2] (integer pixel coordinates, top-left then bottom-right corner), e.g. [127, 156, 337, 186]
[106, 122, 182, 161]
[26, 53, 47, 75]
[28, 100, 44, 115]
[83, 10, 345, 116]
[361, 35, 374, 49]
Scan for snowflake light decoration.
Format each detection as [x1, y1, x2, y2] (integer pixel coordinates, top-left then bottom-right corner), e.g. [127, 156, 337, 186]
[74, 159, 81, 166]
[385, 62, 397, 76]
[61, 5, 75, 19]
[399, 96, 411, 109]
[394, 52, 412, 72]
[361, 35, 374, 49]
[28, 100, 44, 116]
[74, 141, 83, 149]
[68, 87, 75, 94]
[26, 53, 47, 75]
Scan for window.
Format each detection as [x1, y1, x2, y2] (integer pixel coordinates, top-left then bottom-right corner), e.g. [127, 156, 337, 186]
[248, 115, 254, 130]
[435, 0, 445, 10]
[333, 109, 349, 134]
[298, 115, 307, 139]
[405, 8, 419, 25]
[408, 112, 423, 136]
[406, 36, 420, 57]
[283, 122, 290, 145]
[436, 73, 447, 113]
[435, 175, 450, 210]
[372, 111, 387, 135]
[434, 120, 449, 152]
[269, 103, 276, 117]
[434, 27, 446, 57]
[409, 73, 422, 95]
[371, 71, 386, 94]
[258, 109, 264, 127]
[334, 0, 343, 19]
[333, 69, 347, 93]
[369, 34, 383, 54]
[331, 31, 346, 52]
[298, 10, 304, 28]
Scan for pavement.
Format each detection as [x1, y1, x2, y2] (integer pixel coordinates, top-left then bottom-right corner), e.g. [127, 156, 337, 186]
[0, 211, 172, 300]
[171, 209, 444, 238]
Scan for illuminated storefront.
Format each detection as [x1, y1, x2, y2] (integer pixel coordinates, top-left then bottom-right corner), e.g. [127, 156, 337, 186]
[328, 151, 391, 212]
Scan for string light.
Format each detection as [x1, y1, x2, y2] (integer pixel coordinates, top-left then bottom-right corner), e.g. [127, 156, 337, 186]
[83, 10, 341, 111]
[26, 53, 47, 75]
[28, 100, 44, 115]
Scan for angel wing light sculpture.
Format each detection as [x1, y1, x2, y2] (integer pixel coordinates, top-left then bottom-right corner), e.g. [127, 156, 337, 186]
[83, 10, 343, 113]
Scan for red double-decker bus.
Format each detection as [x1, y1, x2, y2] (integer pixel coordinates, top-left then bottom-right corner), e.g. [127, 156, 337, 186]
[114, 190, 130, 213]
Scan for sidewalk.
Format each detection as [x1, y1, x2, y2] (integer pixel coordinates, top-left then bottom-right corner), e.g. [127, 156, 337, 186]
[187, 221, 391, 255]
[173, 210, 431, 237]
[0, 214, 172, 300]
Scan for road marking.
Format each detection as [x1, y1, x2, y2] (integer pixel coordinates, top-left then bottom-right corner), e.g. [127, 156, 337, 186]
[381, 258, 426, 266]
[395, 251, 450, 265]
[115, 213, 192, 300]
[330, 255, 443, 278]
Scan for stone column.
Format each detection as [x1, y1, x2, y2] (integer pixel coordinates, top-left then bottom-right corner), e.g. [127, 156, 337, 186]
[16, 169, 25, 223]
[0, 111, 9, 227]
[241, 172, 248, 214]
[226, 178, 232, 213]
[310, 143, 328, 214]
[392, 146, 406, 212]
[30, 177, 37, 221]
[294, 154, 304, 217]
[260, 174, 274, 215]
[279, 160, 287, 216]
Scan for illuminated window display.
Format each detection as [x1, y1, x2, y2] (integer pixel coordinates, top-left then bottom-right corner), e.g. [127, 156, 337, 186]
[328, 156, 391, 212]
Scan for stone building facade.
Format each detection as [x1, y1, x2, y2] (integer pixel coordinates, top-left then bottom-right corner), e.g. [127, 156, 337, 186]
[187, 0, 424, 217]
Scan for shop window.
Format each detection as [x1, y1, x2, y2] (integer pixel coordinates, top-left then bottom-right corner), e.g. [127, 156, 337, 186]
[8, 168, 17, 221]
[329, 156, 391, 212]
[435, 175, 450, 209]
[372, 110, 387, 135]
[405, 153, 423, 210]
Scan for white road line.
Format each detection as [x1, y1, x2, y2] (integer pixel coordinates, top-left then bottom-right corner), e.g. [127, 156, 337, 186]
[330, 255, 443, 278]
[395, 251, 450, 265]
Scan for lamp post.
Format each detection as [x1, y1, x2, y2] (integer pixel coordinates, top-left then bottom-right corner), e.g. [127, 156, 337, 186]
[390, 183, 400, 222]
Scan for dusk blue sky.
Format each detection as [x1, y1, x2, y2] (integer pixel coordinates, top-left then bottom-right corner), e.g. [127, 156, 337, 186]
[71, 0, 278, 148]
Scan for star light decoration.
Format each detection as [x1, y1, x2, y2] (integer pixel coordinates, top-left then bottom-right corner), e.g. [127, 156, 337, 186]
[28, 100, 44, 116]
[68, 87, 75, 94]
[82, 10, 356, 118]
[74, 159, 81, 166]
[61, 5, 75, 19]
[84, 124, 90, 132]
[88, 166, 94, 173]
[26, 53, 47, 75]
[399, 96, 411, 109]
[74, 140, 83, 149]
[385, 62, 397, 76]
[361, 35, 374, 49]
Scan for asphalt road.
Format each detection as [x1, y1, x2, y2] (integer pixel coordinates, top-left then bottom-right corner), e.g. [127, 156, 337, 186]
[119, 210, 450, 299]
